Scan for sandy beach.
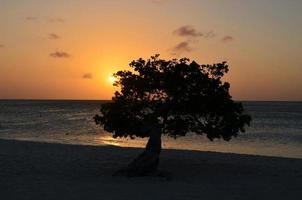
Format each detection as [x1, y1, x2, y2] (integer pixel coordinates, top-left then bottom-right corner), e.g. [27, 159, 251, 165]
[0, 139, 301, 200]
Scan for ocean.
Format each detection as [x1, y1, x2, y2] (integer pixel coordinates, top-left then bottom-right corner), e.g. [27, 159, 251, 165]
[0, 100, 301, 159]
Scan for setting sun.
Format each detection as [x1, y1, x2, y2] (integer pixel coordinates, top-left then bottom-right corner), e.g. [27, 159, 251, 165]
[108, 75, 117, 84]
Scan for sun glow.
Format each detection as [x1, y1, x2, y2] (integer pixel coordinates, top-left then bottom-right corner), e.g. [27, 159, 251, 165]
[108, 75, 117, 84]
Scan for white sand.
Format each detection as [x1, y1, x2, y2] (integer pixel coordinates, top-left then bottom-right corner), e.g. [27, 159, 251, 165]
[0, 139, 301, 200]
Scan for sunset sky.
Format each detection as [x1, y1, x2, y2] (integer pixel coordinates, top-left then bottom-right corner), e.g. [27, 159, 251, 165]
[0, 0, 301, 101]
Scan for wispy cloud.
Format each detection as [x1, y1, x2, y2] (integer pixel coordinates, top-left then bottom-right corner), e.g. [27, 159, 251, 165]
[204, 31, 215, 38]
[171, 25, 214, 54]
[25, 16, 37, 21]
[172, 41, 193, 53]
[82, 73, 93, 79]
[50, 51, 71, 58]
[48, 33, 60, 40]
[222, 35, 234, 43]
[173, 26, 204, 37]
[25, 16, 65, 23]
[46, 17, 65, 23]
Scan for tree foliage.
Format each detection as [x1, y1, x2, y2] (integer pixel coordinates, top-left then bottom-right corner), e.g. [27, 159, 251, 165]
[95, 55, 251, 141]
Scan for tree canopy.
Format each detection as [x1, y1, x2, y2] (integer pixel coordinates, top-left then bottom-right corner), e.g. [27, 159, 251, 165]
[95, 55, 251, 141]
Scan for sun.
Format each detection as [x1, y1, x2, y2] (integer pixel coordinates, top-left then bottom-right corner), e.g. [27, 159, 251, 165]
[108, 75, 117, 84]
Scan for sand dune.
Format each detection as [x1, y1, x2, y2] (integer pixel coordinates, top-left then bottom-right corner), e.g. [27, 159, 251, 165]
[0, 139, 301, 200]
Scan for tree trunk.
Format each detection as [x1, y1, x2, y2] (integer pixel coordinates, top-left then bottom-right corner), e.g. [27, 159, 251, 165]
[113, 126, 162, 177]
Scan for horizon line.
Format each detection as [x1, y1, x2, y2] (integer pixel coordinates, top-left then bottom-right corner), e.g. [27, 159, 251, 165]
[0, 98, 301, 103]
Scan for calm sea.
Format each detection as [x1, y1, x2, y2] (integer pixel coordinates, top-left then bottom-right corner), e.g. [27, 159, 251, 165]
[0, 100, 301, 159]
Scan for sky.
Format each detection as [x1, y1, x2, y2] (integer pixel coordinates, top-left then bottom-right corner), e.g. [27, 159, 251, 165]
[0, 0, 301, 101]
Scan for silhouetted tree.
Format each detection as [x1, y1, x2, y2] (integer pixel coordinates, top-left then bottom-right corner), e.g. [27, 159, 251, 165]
[95, 55, 251, 176]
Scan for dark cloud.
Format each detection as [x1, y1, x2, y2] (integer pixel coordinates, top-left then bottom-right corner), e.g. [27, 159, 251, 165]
[172, 41, 192, 53]
[50, 51, 71, 58]
[46, 17, 65, 23]
[48, 33, 60, 40]
[222, 36, 234, 42]
[173, 26, 204, 37]
[173, 26, 216, 40]
[82, 73, 93, 79]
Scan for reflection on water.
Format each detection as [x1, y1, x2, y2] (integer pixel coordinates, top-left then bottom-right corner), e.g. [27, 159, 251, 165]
[0, 100, 301, 159]
[98, 133, 147, 148]
[99, 134, 123, 146]
[96, 132, 302, 159]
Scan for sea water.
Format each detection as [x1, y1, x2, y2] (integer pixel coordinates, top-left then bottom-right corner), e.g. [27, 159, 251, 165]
[0, 100, 301, 158]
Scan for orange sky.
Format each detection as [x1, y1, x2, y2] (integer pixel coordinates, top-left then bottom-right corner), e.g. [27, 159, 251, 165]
[0, 0, 301, 101]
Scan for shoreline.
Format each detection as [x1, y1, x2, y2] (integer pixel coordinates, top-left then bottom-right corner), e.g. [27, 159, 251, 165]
[1, 139, 301, 199]
[1, 136, 301, 160]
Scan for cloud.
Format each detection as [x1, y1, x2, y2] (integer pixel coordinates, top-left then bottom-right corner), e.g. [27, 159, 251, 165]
[172, 41, 192, 53]
[173, 25, 216, 40]
[25, 16, 37, 21]
[82, 73, 93, 79]
[24, 16, 65, 23]
[48, 33, 60, 40]
[49, 51, 71, 58]
[222, 36, 234, 43]
[171, 26, 205, 54]
[204, 31, 215, 38]
[0, 44, 4, 48]
[46, 17, 65, 23]
[173, 26, 204, 37]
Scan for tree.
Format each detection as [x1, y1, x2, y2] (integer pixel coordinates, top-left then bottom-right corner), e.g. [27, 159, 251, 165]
[94, 55, 251, 176]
